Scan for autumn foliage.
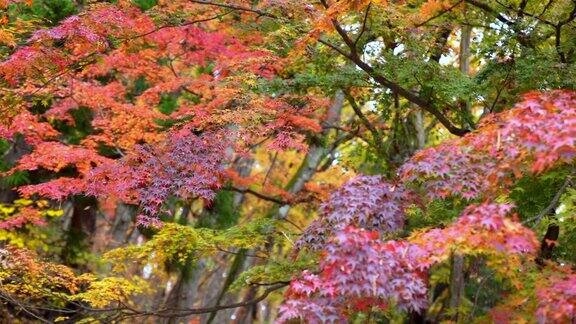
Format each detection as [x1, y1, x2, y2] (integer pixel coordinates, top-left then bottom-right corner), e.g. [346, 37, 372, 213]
[0, 0, 575, 323]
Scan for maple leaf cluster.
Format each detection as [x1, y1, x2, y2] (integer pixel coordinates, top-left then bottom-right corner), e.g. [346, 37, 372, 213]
[400, 90, 576, 199]
[536, 273, 576, 323]
[0, 0, 326, 228]
[282, 94, 574, 320]
[297, 175, 415, 250]
[18, 178, 86, 202]
[0, 206, 44, 230]
[410, 203, 539, 265]
[279, 227, 428, 323]
[287, 90, 570, 320]
[285, 202, 538, 319]
[86, 128, 228, 226]
[42, 81, 165, 151]
[0, 0, 574, 319]
[0, 3, 150, 85]
[0, 112, 59, 146]
[0, 199, 63, 232]
[11, 142, 111, 176]
[8, 142, 112, 200]
[0, 245, 82, 299]
[278, 86, 575, 324]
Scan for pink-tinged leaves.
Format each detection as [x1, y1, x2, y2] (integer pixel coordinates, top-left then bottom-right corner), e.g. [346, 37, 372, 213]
[0, 112, 59, 145]
[8, 143, 110, 201]
[18, 178, 86, 201]
[0, 207, 44, 230]
[86, 129, 229, 225]
[400, 90, 576, 199]
[410, 203, 539, 264]
[10, 142, 111, 176]
[288, 203, 538, 321]
[279, 227, 428, 323]
[0, 4, 153, 85]
[536, 273, 576, 323]
[297, 175, 415, 250]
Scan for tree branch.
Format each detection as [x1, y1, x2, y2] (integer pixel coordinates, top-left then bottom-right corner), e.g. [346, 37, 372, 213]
[343, 90, 386, 154]
[124, 10, 234, 41]
[524, 175, 573, 226]
[354, 3, 372, 47]
[121, 283, 288, 318]
[230, 186, 288, 205]
[317, 6, 469, 136]
[189, 0, 278, 19]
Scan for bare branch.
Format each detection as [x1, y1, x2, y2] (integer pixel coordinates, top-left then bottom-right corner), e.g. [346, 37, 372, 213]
[354, 3, 372, 47]
[189, 0, 278, 19]
[121, 283, 288, 318]
[230, 186, 288, 205]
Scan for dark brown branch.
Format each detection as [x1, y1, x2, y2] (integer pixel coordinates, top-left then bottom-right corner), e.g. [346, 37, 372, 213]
[464, 0, 513, 25]
[189, 0, 278, 19]
[249, 280, 291, 287]
[230, 186, 287, 205]
[486, 62, 513, 115]
[322, 123, 370, 144]
[343, 90, 386, 154]
[539, 0, 555, 17]
[524, 175, 573, 225]
[555, 25, 567, 63]
[538, 224, 560, 264]
[123, 10, 233, 41]
[282, 217, 304, 231]
[263, 152, 278, 186]
[215, 246, 268, 260]
[121, 283, 288, 318]
[318, 38, 351, 58]
[353, 58, 469, 136]
[354, 3, 371, 47]
[317, 6, 469, 136]
[517, 0, 529, 18]
[555, 2, 576, 62]
[0, 290, 53, 324]
[316, 127, 361, 172]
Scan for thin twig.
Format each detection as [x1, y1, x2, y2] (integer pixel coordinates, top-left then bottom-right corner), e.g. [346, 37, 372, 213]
[524, 175, 573, 226]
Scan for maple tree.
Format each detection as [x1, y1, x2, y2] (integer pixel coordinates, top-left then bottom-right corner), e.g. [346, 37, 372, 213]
[0, 0, 575, 323]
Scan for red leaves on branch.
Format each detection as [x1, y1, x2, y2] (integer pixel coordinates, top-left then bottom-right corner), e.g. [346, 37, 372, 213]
[279, 227, 428, 323]
[297, 175, 415, 250]
[400, 90, 576, 199]
[86, 129, 228, 226]
[18, 178, 86, 201]
[0, 4, 151, 85]
[536, 273, 576, 323]
[10, 142, 111, 176]
[290, 90, 567, 318]
[8, 143, 110, 200]
[0, 112, 59, 145]
[0, 206, 44, 230]
[410, 203, 539, 265]
[291, 198, 537, 319]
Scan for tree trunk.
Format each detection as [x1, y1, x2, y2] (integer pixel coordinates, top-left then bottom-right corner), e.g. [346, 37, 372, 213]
[412, 109, 426, 150]
[459, 24, 474, 129]
[449, 253, 465, 322]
